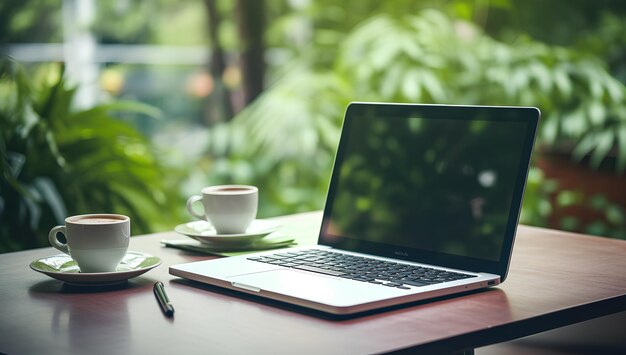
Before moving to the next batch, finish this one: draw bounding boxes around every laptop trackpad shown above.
[228,269,393,306]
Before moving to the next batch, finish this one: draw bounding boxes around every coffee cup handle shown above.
[48,225,69,254]
[186,195,206,220]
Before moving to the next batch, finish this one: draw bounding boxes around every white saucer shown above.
[174,219,280,246]
[30,251,161,286]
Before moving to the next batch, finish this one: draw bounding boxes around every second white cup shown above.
[186,185,258,234]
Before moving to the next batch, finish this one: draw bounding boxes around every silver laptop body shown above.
[171,102,540,315]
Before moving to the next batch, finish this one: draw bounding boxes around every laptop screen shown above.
[319,103,539,278]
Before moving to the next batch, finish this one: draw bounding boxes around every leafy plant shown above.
[333,11,626,171]
[199,61,351,216]
[202,9,626,240]
[0,59,184,252]
[519,167,558,227]
[583,194,626,238]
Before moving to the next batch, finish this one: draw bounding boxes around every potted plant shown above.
[0,59,184,252]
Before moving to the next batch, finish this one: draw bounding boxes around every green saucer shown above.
[30,251,161,286]
[174,219,280,246]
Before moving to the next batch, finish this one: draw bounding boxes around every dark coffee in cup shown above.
[71,215,127,225]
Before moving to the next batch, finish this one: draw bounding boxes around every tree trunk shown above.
[236,0,265,105]
[203,0,234,123]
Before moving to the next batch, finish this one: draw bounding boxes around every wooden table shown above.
[1,211,625,355]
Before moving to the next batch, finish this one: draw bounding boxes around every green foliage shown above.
[0,0,61,44]
[552,192,626,239]
[93,0,208,45]
[334,11,626,171]
[201,62,351,216]
[207,9,626,239]
[4,1,625,243]
[519,167,557,227]
[264,9,626,175]
[579,13,626,84]
[584,194,625,238]
[0,60,184,252]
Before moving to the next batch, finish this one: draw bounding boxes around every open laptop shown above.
[170,102,540,315]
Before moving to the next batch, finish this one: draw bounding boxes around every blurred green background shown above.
[1,0,625,252]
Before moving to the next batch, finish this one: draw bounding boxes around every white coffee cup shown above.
[48,214,130,273]
[186,185,258,234]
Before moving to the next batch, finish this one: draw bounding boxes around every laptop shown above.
[170,102,540,315]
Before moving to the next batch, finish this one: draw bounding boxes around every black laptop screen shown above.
[320,103,538,275]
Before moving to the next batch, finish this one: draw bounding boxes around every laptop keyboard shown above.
[246,249,477,290]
